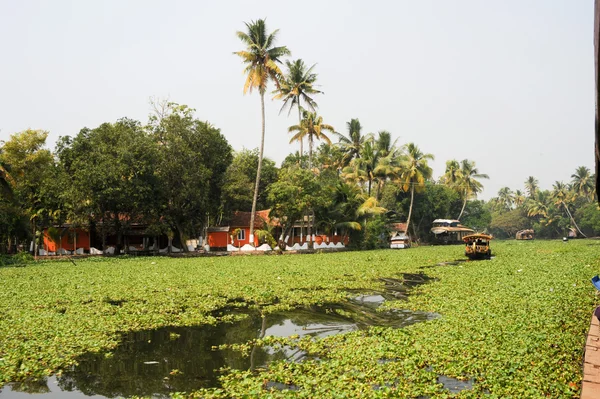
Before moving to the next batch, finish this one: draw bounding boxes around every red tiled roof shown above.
[230,210,278,229]
[389,223,407,233]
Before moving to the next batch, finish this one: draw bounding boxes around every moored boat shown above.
[430,219,474,244]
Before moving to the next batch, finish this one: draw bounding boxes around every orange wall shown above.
[208,231,229,248]
[232,228,259,247]
[43,228,90,251]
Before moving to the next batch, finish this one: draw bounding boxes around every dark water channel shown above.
[0,273,441,399]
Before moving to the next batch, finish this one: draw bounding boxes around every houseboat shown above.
[463,234,493,259]
[390,232,410,249]
[430,219,474,244]
[515,229,534,240]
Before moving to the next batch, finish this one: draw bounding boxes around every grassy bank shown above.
[0,240,598,398]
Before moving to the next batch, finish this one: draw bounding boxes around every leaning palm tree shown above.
[552,181,586,237]
[524,176,539,198]
[455,160,488,220]
[397,143,434,238]
[235,19,290,245]
[288,110,334,168]
[274,59,321,158]
[571,166,594,202]
[336,119,371,166]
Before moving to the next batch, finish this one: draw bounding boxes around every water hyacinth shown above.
[0,240,597,398]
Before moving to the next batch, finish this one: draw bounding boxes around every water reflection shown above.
[0,273,438,398]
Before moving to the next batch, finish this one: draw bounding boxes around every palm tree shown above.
[552,181,586,237]
[442,160,461,189]
[397,143,434,238]
[571,166,594,202]
[496,187,515,211]
[526,190,551,219]
[524,176,539,198]
[288,110,334,168]
[374,130,399,158]
[235,19,290,245]
[336,119,371,166]
[273,59,321,158]
[454,160,488,220]
[514,190,526,208]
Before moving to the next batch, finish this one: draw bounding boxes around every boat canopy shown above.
[463,234,493,243]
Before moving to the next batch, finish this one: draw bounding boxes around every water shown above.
[0,273,438,398]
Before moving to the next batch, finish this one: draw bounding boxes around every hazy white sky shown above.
[0,0,593,199]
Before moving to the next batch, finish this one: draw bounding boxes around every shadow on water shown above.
[0,273,438,398]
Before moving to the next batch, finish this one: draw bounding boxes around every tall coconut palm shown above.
[274,59,321,159]
[514,190,526,208]
[288,110,334,168]
[336,119,371,166]
[373,153,400,200]
[397,143,434,238]
[454,160,488,220]
[552,181,586,237]
[374,130,399,158]
[524,176,539,198]
[571,166,594,202]
[442,160,461,188]
[235,19,290,245]
[526,190,551,219]
[496,187,515,211]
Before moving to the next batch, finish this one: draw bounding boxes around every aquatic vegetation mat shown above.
[0,240,598,398]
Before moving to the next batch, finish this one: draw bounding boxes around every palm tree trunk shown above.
[563,202,587,238]
[457,190,468,220]
[249,91,266,247]
[309,134,313,169]
[298,105,303,162]
[405,185,415,239]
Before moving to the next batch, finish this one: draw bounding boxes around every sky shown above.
[0,0,594,200]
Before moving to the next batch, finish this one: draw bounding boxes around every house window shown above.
[237,229,245,241]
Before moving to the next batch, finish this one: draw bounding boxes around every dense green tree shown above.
[235,18,290,245]
[150,104,232,249]
[274,59,321,158]
[460,200,492,232]
[575,203,600,236]
[489,208,530,238]
[267,165,333,247]
[58,119,159,253]
[2,130,55,255]
[221,149,277,219]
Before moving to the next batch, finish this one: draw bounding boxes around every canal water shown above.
[0,273,448,398]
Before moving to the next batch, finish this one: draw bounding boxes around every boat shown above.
[430,219,474,244]
[390,232,410,249]
[463,234,493,259]
[515,229,534,240]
